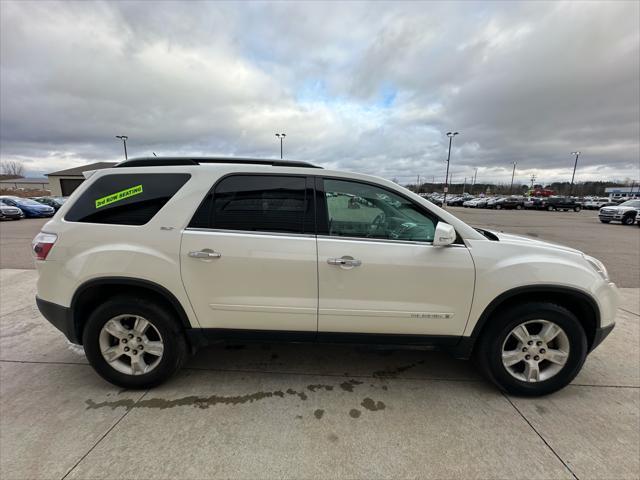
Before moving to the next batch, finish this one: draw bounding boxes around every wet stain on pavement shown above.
[86,377,387,421]
[361,397,386,411]
[535,405,548,415]
[339,379,363,392]
[307,384,334,392]
[328,433,339,442]
[86,388,312,410]
[373,360,424,378]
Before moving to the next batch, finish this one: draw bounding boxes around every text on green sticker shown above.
[95,184,143,209]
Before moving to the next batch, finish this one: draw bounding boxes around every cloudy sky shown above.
[1,1,638,185]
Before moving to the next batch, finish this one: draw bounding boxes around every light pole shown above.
[275,133,286,159]
[509,161,517,195]
[471,167,478,195]
[115,135,128,160]
[443,131,459,206]
[569,151,580,196]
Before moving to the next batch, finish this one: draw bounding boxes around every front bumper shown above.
[35,296,79,344]
[590,322,615,352]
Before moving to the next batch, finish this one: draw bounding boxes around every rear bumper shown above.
[590,322,615,352]
[35,296,79,344]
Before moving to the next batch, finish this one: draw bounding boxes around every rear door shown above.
[180,174,318,332]
[316,177,475,337]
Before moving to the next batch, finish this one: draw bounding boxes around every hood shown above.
[486,230,582,255]
[602,205,638,212]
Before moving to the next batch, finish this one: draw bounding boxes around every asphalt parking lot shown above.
[1,211,639,479]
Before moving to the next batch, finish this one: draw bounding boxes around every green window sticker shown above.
[95,184,143,209]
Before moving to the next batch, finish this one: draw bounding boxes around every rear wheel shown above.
[516,204,523,210]
[83,296,188,389]
[476,302,587,396]
[547,205,555,211]
[495,204,502,210]
[574,206,581,212]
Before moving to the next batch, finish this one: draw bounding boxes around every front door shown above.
[180,174,317,332]
[316,178,475,336]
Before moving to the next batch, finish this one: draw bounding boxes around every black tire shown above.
[516,204,523,210]
[600,219,610,223]
[83,296,188,389]
[495,204,502,210]
[622,214,635,225]
[574,206,581,212]
[547,205,555,211]
[475,302,588,396]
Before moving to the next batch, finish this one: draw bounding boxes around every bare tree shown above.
[0,160,25,177]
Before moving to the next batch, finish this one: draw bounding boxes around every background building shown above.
[604,186,640,200]
[47,162,116,196]
[0,177,49,191]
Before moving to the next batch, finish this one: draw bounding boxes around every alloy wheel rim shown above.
[99,314,164,376]
[501,319,570,383]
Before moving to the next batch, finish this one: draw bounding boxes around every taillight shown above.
[32,232,57,260]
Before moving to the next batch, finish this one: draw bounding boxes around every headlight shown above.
[583,254,609,281]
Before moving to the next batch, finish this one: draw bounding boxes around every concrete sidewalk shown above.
[1,269,638,479]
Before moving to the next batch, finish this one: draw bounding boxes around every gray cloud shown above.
[1,0,638,185]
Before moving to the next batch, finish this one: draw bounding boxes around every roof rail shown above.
[115,157,322,169]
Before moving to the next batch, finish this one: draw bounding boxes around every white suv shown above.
[33,157,618,396]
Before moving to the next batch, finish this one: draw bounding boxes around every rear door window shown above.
[65,173,190,225]
[189,174,312,234]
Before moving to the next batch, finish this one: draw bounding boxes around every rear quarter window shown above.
[65,173,190,225]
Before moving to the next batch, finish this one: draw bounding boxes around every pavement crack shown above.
[618,307,640,317]
[503,393,579,480]
[60,390,149,480]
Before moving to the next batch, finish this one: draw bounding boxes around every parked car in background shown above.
[445,195,470,207]
[524,197,543,209]
[33,196,67,211]
[485,197,502,208]
[463,197,488,208]
[583,197,610,210]
[494,196,525,210]
[0,196,55,218]
[0,199,24,220]
[540,196,581,212]
[598,200,640,225]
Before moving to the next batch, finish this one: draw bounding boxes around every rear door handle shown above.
[188,250,222,259]
[327,257,362,267]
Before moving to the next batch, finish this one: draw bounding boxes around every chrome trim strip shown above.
[184,228,466,246]
[185,227,315,239]
[316,235,466,247]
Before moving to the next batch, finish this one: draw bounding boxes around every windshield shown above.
[620,200,640,208]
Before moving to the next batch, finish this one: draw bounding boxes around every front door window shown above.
[323,178,436,242]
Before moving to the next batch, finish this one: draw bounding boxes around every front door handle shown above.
[327,256,362,267]
[188,250,222,259]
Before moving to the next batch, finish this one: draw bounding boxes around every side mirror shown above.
[433,222,456,246]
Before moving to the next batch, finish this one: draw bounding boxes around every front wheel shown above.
[547,205,555,211]
[622,214,635,225]
[83,296,188,389]
[475,302,587,396]
[516,204,523,210]
[574,206,581,212]
[600,219,610,223]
